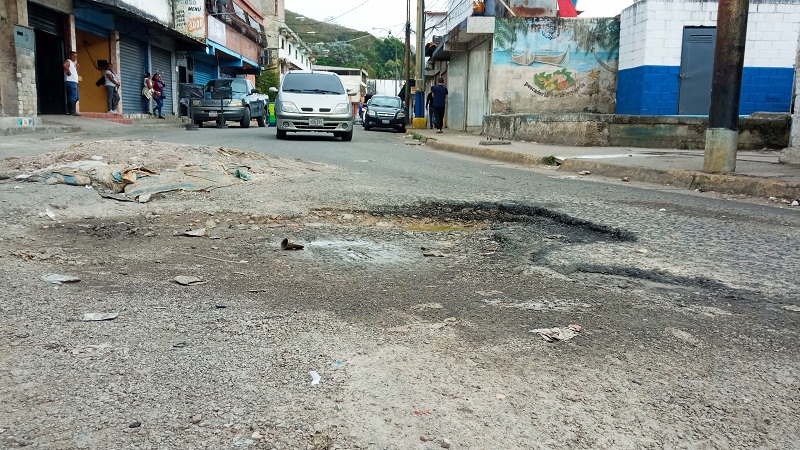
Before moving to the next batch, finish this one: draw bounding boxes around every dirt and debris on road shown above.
[1,140,798,449]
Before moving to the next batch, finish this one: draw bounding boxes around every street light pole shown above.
[372,28,400,97]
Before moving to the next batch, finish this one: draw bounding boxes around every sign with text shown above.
[174,0,205,39]
[207,16,226,46]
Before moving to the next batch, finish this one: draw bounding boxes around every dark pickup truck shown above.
[190,78,269,128]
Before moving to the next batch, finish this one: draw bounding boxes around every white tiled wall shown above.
[619,0,800,70]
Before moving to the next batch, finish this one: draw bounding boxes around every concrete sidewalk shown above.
[411,128,800,201]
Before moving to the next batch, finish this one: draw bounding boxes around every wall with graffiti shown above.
[491,17,620,115]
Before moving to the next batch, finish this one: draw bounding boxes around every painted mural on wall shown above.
[492,17,620,114]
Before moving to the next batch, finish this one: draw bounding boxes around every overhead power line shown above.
[327,0,376,23]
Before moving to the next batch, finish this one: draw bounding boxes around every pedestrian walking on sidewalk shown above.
[426,89,435,129]
[63,51,80,116]
[431,77,448,133]
[104,62,121,114]
[152,73,165,119]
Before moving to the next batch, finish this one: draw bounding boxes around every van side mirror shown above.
[250,88,258,94]
[268,87,278,93]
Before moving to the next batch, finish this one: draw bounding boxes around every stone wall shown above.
[1,0,24,116]
[0,0,73,118]
[15,46,36,116]
[483,113,790,150]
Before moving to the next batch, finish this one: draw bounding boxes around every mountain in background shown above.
[285,10,413,80]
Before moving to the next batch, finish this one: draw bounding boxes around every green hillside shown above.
[285,10,412,79]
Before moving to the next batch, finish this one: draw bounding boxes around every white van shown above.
[271,71,355,141]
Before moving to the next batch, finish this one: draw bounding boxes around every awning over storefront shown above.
[206,40,262,74]
[74,0,205,51]
[430,15,494,62]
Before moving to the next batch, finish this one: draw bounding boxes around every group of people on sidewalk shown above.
[425,77,448,133]
[142,72,166,119]
[62,51,165,118]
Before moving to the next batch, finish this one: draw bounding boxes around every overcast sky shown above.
[285,0,636,37]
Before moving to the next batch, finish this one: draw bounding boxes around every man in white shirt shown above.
[62,51,80,116]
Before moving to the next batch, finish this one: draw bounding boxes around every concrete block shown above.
[781,148,800,166]
[412,118,427,129]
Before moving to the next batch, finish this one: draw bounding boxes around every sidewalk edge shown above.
[416,134,800,200]
[419,135,547,166]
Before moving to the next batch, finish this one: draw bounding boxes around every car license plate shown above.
[209,111,218,118]
[381,120,390,124]
[309,118,324,127]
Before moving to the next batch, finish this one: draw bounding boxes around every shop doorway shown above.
[34,30,66,114]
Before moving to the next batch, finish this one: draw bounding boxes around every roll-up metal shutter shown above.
[193,61,216,86]
[28,3,64,36]
[151,47,174,115]
[119,38,146,114]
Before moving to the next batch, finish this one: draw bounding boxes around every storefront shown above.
[119,37,147,113]
[28,2,67,115]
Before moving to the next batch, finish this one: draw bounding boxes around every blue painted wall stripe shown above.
[617,65,795,115]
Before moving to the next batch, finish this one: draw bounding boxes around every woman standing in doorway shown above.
[142,72,154,115]
[152,73,165,119]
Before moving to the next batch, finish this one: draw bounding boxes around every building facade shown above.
[192,0,266,86]
[428,0,618,132]
[617,0,800,116]
[257,0,313,74]
[0,0,268,124]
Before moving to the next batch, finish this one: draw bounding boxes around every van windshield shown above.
[283,74,345,94]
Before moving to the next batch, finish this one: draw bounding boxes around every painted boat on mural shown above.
[511,47,569,67]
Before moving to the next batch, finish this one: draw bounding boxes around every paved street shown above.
[0,121,798,449]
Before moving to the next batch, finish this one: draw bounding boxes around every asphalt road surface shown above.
[1,122,798,449]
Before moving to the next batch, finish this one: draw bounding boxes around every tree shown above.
[372,36,408,80]
[310,41,370,69]
[256,69,280,101]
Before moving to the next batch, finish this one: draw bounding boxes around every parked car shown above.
[363,95,406,133]
[190,78,268,128]
[271,70,355,141]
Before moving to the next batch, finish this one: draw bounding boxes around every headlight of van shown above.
[229,99,243,107]
[367,110,377,117]
[333,103,350,114]
[396,111,406,118]
[281,102,299,113]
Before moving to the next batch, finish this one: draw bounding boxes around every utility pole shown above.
[405,0,411,125]
[415,0,425,123]
[704,0,750,174]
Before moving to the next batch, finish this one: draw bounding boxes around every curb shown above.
[559,159,800,199]
[416,134,547,167]
[0,126,81,136]
[413,133,800,200]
